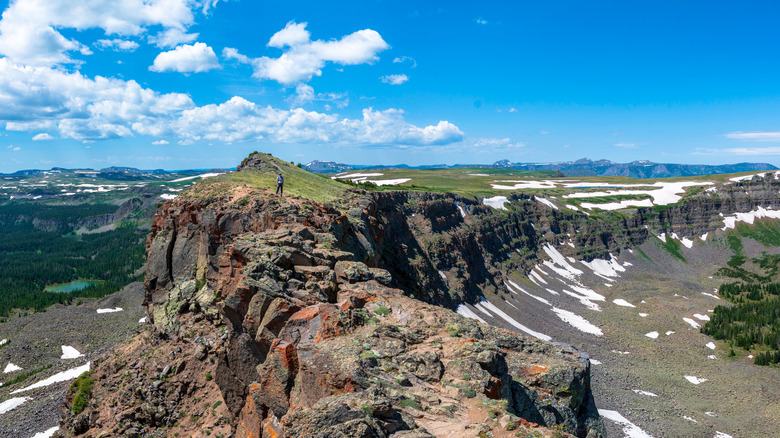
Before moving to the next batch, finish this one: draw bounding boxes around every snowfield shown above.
[60,345,83,359]
[684,375,709,385]
[598,409,654,438]
[0,396,31,415]
[482,196,509,210]
[11,362,90,394]
[552,308,603,336]
[96,307,123,314]
[721,206,780,230]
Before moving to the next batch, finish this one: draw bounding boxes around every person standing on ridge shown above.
[276,172,284,196]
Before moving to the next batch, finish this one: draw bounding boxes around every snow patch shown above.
[474,303,493,317]
[169,172,221,183]
[666,331,675,336]
[552,308,603,336]
[639,313,649,317]
[581,254,625,278]
[645,331,659,339]
[632,389,658,397]
[479,300,552,341]
[598,409,654,438]
[708,355,717,359]
[368,178,411,186]
[482,196,509,210]
[705,412,717,417]
[706,342,716,350]
[683,415,698,423]
[60,346,83,359]
[693,314,710,321]
[613,299,635,308]
[96,307,123,314]
[580,199,654,210]
[11,362,91,394]
[160,193,177,200]
[31,427,59,438]
[0,339,6,346]
[4,363,22,373]
[456,205,466,218]
[683,318,701,329]
[700,232,708,241]
[0,397,31,415]
[456,304,487,324]
[713,432,734,438]
[680,237,694,248]
[721,206,780,230]
[612,350,630,355]
[684,375,708,385]
[566,204,579,211]
[590,359,602,365]
[506,281,551,306]
[528,270,547,285]
[701,292,721,300]
[438,270,447,280]
[535,197,559,210]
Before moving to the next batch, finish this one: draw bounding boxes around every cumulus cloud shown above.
[152,140,169,145]
[0,0,208,66]
[381,74,408,85]
[0,58,462,146]
[224,21,389,84]
[95,38,140,51]
[148,28,199,48]
[724,131,780,142]
[289,84,349,108]
[32,133,55,141]
[392,56,417,68]
[150,42,220,73]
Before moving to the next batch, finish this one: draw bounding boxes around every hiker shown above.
[276,172,284,195]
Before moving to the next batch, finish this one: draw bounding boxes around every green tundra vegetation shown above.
[0,202,146,317]
[703,227,780,366]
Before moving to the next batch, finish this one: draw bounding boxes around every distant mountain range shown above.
[306,158,777,178]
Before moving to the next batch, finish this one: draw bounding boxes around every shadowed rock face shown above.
[55,182,606,438]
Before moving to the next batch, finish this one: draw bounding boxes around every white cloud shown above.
[473,137,526,149]
[148,28,199,48]
[0,0,207,66]
[151,140,169,145]
[508,107,517,112]
[32,133,54,141]
[289,84,348,108]
[224,21,389,84]
[95,39,139,51]
[132,97,463,146]
[0,57,194,141]
[615,142,636,148]
[724,131,780,142]
[381,74,408,85]
[719,147,780,156]
[7,145,20,151]
[150,42,220,73]
[392,56,417,68]
[268,21,310,48]
[476,18,488,25]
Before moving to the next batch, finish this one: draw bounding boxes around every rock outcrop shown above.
[55,175,605,437]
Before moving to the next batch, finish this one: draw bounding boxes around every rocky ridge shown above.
[54,163,605,437]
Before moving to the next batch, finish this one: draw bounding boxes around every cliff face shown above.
[55,181,605,438]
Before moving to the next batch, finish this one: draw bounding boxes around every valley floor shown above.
[458,234,780,437]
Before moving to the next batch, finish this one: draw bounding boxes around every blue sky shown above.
[2,0,780,172]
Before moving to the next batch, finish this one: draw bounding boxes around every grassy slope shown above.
[184,153,350,204]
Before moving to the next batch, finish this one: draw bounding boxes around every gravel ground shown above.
[0,282,145,438]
